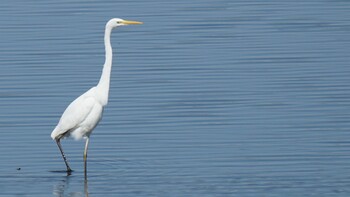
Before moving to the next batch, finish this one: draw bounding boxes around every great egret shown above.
[51,18,142,175]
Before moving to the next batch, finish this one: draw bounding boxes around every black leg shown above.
[56,139,72,174]
[84,138,90,178]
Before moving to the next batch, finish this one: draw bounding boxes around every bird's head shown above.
[106,18,143,29]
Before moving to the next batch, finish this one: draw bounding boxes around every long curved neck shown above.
[97,26,113,106]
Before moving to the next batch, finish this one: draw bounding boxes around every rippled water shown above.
[1,0,350,196]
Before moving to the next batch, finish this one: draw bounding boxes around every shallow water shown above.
[1,0,350,196]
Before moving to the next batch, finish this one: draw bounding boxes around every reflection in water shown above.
[84,179,89,197]
[53,175,89,197]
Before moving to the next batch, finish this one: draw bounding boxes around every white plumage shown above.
[51,87,103,140]
[50,18,142,175]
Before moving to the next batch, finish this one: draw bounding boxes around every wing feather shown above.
[51,87,97,139]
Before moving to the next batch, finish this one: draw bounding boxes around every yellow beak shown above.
[122,20,143,25]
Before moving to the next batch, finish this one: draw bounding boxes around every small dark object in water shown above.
[17,168,21,171]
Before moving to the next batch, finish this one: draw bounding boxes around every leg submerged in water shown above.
[56,139,72,173]
[84,138,90,178]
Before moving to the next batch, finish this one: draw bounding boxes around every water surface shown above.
[1,0,350,196]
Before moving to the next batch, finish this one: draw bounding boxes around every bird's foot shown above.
[66,168,73,175]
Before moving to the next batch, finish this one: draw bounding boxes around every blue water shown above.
[1,0,350,196]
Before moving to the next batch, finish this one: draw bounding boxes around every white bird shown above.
[51,18,142,175]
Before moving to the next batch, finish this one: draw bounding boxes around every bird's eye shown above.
[117,21,121,24]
